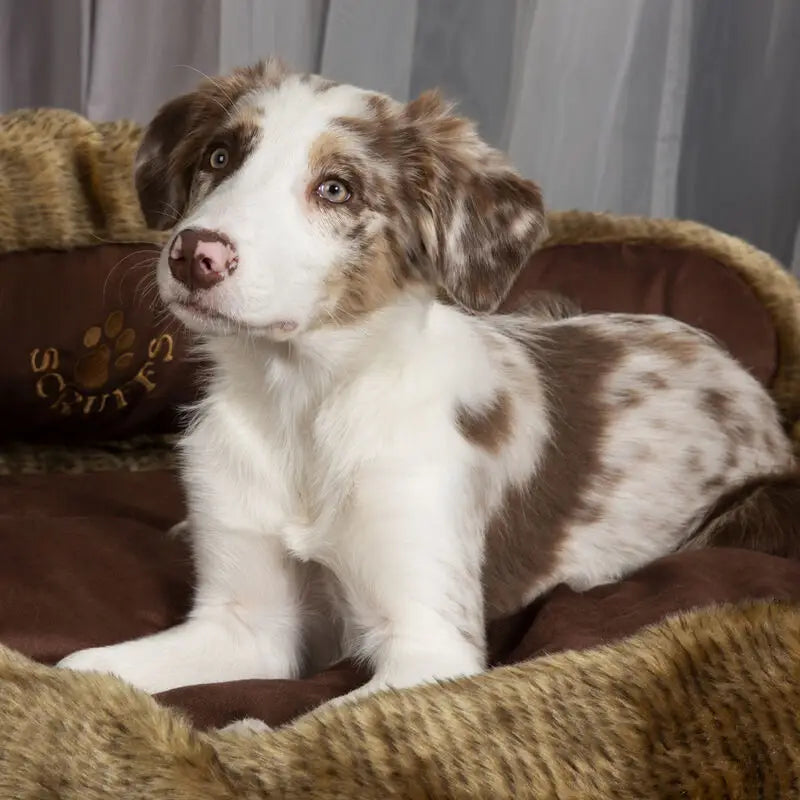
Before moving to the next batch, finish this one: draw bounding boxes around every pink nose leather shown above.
[168,229,238,290]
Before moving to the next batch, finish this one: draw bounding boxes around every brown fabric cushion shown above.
[0,244,199,442]
[1,239,777,443]
[2,466,799,730]
[0,470,190,661]
[504,242,778,386]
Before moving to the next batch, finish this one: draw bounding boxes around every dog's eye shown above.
[209,147,229,169]
[316,179,351,204]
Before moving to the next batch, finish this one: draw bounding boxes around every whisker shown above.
[87,231,164,248]
[175,64,234,106]
[132,268,161,307]
[153,201,183,224]
[102,250,161,304]
[153,306,173,327]
[174,64,234,119]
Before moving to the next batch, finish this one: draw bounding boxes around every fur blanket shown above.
[2,602,799,799]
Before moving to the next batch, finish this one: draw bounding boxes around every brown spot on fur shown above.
[309,130,350,170]
[617,388,644,408]
[194,119,261,197]
[724,446,740,471]
[760,430,785,455]
[300,73,338,93]
[640,371,668,390]
[306,130,370,217]
[456,392,512,454]
[435,286,457,307]
[310,88,545,325]
[603,466,627,484]
[366,93,394,119]
[320,234,418,325]
[572,497,605,524]
[700,388,732,420]
[686,446,703,473]
[701,475,727,494]
[306,117,427,328]
[335,111,398,166]
[659,335,700,363]
[333,89,547,314]
[740,425,756,447]
[135,59,285,229]
[483,324,626,618]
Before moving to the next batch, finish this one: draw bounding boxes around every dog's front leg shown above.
[331,475,486,705]
[58,527,306,694]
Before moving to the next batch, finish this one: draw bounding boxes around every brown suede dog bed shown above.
[2,109,800,797]
[3,480,800,732]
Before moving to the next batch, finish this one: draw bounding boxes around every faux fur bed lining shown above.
[2,602,799,798]
[0,434,177,475]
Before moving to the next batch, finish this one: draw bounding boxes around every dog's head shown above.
[136,59,546,339]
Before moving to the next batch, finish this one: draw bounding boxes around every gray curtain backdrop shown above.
[1,0,798,272]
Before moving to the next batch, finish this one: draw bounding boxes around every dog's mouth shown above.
[171,298,233,324]
[169,299,298,338]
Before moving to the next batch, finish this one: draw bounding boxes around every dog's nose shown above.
[168,229,238,290]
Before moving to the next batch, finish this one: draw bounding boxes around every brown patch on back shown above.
[483,324,626,618]
[699,388,732,420]
[658,334,701,363]
[616,388,644,408]
[698,385,778,477]
[456,392,512,454]
[640,371,668,391]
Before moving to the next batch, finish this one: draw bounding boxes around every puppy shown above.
[59,60,795,702]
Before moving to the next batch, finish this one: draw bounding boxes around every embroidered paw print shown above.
[74,310,136,391]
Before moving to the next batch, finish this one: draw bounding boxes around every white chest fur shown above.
[181,301,495,572]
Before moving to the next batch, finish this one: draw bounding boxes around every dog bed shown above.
[2,109,800,797]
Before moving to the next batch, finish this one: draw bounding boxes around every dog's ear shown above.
[405,91,547,313]
[134,58,288,230]
[134,92,199,230]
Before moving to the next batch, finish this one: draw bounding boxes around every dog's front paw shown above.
[217,717,272,735]
[58,647,133,682]
[56,643,172,693]
[326,678,393,709]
